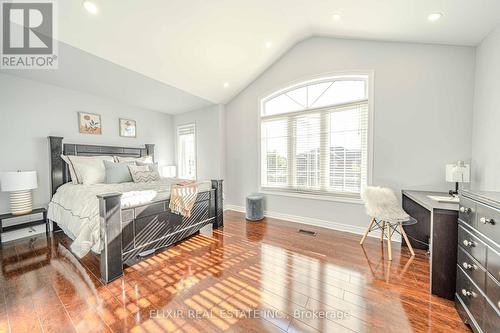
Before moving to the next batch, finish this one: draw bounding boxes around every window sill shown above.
[259,189,364,204]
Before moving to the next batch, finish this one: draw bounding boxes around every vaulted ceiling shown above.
[56,0,500,104]
[49,0,500,105]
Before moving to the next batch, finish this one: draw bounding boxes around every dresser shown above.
[456,190,500,333]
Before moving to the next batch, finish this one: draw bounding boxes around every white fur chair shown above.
[360,186,415,260]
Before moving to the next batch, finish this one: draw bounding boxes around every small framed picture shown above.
[119,118,136,137]
[78,112,102,135]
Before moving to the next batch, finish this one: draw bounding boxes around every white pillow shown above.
[67,155,114,185]
[115,156,153,164]
[128,164,160,183]
[60,154,78,184]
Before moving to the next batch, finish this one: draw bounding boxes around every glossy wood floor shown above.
[0,210,471,333]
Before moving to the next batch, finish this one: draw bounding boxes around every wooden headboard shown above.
[48,136,155,195]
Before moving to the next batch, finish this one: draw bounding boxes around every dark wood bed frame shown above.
[48,136,223,283]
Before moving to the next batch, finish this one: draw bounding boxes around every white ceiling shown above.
[53,0,500,104]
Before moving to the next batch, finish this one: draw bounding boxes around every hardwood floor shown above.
[0,210,470,333]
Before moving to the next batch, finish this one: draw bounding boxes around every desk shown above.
[402,190,459,299]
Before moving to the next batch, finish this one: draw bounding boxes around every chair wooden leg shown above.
[387,223,393,261]
[380,220,385,242]
[360,218,375,245]
[399,223,415,257]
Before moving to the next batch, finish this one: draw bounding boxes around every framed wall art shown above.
[119,118,136,138]
[78,112,102,135]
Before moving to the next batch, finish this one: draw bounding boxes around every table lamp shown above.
[445,161,470,196]
[0,171,38,215]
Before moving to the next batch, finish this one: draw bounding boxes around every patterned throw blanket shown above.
[169,180,199,217]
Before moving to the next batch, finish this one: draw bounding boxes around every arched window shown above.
[260,74,371,199]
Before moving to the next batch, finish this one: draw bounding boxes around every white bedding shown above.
[47,178,211,257]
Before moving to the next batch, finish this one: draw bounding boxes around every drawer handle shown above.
[461,289,473,297]
[462,239,475,247]
[479,217,496,225]
[460,206,472,214]
[462,262,477,271]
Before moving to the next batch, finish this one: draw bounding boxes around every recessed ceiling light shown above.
[265,41,273,49]
[332,13,341,21]
[82,1,98,15]
[223,82,229,88]
[427,12,443,22]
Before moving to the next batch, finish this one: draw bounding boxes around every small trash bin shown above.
[246,193,264,221]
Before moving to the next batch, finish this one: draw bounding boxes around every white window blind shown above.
[177,123,196,180]
[260,76,370,198]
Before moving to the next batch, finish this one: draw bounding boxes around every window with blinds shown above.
[177,123,196,180]
[260,75,370,198]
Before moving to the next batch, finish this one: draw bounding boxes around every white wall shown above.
[471,24,500,191]
[173,104,225,181]
[0,73,175,214]
[225,37,475,228]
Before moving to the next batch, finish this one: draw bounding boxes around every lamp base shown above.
[448,182,459,196]
[10,190,33,215]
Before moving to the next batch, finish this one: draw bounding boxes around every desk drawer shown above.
[476,203,500,243]
[459,224,487,267]
[487,247,500,282]
[457,266,485,329]
[458,247,486,290]
[459,196,476,226]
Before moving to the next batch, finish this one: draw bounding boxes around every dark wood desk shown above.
[402,190,459,300]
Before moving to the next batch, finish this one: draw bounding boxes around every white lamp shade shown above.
[161,165,177,178]
[445,162,470,183]
[0,171,38,192]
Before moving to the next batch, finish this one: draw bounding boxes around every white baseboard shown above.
[224,204,401,242]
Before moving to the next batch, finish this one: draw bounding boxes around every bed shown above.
[47,136,223,283]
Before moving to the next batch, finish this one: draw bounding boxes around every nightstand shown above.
[0,208,49,243]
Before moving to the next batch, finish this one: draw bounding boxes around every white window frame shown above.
[257,71,374,204]
[176,122,197,180]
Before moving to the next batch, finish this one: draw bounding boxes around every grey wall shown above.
[0,73,175,214]
[471,24,500,191]
[173,104,225,181]
[2,42,213,114]
[0,35,481,233]
[225,37,475,227]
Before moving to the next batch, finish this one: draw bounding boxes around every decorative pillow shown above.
[136,161,159,174]
[103,161,134,184]
[67,155,114,185]
[128,164,160,183]
[115,156,153,164]
[60,154,78,184]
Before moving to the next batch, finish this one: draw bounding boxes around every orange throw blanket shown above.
[169,180,199,217]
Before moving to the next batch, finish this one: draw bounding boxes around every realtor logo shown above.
[1,0,58,69]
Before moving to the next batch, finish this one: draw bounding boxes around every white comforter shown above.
[48,178,211,257]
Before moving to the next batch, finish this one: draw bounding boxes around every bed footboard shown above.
[98,180,224,283]
[211,179,224,228]
[97,192,123,283]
